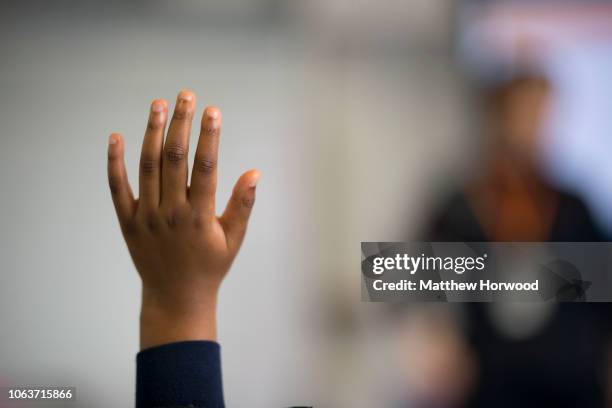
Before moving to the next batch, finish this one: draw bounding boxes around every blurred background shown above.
[1,0,612,407]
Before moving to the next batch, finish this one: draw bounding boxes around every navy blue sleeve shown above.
[136,341,225,408]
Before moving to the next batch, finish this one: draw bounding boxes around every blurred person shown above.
[108,90,259,408]
[419,73,612,407]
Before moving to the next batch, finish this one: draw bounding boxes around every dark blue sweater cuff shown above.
[136,340,225,408]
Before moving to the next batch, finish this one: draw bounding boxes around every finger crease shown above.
[195,158,217,174]
[140,159,158,175]
[241,198,255,209]
[165,144,186,163]
[204,127,219,136]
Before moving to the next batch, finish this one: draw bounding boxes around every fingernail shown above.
[206,107,219,120]
[248,172,261,188]
[151,101,165,113]
[178,91,194,102]
[108,134,118,145]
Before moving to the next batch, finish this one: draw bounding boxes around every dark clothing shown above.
[136,341,224,408]
[425,190,612,408]
[427,189,606,243]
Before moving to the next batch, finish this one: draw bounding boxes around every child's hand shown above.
[107,90,259,349]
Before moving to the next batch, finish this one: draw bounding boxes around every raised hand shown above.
[108,90,259,349]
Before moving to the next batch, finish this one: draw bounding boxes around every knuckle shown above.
[144,212,160,232]
[121,218,139,237]
[172,109,192,121]
[140,158,158,176]
[194,157,217,175]
[164,208,182,229]
[241,197,255,209]
[164,144,186,163]
[191,210,206,230]
[203,126,219,137]
[140,209,161,232]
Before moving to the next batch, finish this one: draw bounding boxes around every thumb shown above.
[220,169,260,252]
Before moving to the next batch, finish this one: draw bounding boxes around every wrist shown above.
[139,285,219,349]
